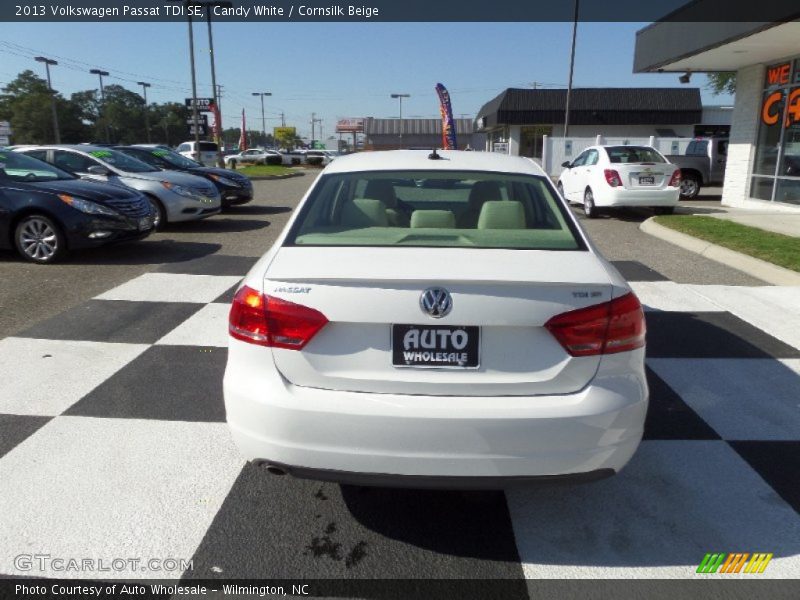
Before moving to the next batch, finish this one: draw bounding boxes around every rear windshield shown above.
[0,150,75,182]
[686,141,709,156]
[198,142,218,152]
[286,170,583,250]
[604,146,665,164]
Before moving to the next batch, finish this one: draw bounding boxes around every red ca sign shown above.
[762,88,800,127]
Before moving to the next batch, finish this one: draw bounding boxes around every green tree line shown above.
[0,70,192,146]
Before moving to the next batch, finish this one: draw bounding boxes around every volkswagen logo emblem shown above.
[420,287,452,318]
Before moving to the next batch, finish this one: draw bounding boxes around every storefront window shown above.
[751,58,800,205]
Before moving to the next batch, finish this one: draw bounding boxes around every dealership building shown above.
[474,87,706,158]
[634,16,800,209]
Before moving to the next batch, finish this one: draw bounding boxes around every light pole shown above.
[199,0,231,166]
[390,93,410,149]
[35,56,60,144]
[563,0,579,140]
[90,68,110,143]
[137,81,151,143]
[252,92,272,146]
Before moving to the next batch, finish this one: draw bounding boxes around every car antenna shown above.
[428,148,443,160]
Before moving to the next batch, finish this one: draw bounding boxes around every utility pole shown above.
[310,113,322,148]
[280,112,285,127]
[563,0,579,140]
[390,93,410,149]
[252,92,272,146]
[202,1,230,166]
[90,68,110,143]
[35,56,60,144]
[137,81,151,143]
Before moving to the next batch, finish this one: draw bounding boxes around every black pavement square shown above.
[213,283,240,304]
[0,414,51,459]
[185,463,526,587]
[611,261,668,282]
[730,441,800,516]
[16,300,202,345]
[645,312,800,359]
[65,345,227,422]
[157,254,259,277]
[643,367,720,440]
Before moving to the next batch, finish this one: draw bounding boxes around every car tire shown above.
[655,207,675,215]
[147,196,166,230]
[583,188,599,218]
[229,159,237,170]
[14,214,66,264]
[679,174,700,199]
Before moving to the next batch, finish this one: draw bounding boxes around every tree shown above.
[0,70,86,143]
[706,73,736,96]
[149,102,189,146]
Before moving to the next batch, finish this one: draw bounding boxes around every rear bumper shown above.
[224,341,648,487]
[595,187,680,207]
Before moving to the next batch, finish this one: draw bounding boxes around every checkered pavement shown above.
[1,255,799,587]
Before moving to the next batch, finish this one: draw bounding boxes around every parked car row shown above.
[1,143,253,263]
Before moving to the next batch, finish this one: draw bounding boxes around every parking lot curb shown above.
[640,217,800,285]
[244,172,306,181]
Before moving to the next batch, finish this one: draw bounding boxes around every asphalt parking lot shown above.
[1,176,799,593]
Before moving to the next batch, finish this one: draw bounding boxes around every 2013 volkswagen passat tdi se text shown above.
[224,150,648,488]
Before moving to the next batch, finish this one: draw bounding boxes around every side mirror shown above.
[561,161,571,168]
[87,165,111,176]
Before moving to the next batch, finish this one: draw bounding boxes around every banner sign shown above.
[335,118,364,133]
[238,109,247,151]
[435,83,457,150]
[273,126,297,137]
[185,97,214,112]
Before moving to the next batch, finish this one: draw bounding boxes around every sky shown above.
[0,21,734,140]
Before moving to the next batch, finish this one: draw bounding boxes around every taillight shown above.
[229,285,328,349]
[544,293,645,357]
[604,169,622,187]
[668,169,682,187]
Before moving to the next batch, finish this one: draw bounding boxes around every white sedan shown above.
[224,148,281,168]
[557,145,681,218]
[224,150,648,488]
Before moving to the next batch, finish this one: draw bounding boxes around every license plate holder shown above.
[391,324,480,369]
[639,176,655,185]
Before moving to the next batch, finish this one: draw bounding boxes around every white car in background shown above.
[557,145,681,218]
[224,148,282,168]
[224,150,648,489]
[176,140,220,167]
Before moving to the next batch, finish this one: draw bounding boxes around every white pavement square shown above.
[0,338,148,416]
[95,273,241,304]
[628,281,724,313]
[506,441,800,579]
[648,358,800,441]
[155,303,230,348]
[687,285,800,351]
[0,416,245,579]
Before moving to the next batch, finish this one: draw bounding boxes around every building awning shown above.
[634,5,800,73]
[474,88,702,130]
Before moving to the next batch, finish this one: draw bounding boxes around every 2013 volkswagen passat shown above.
[224,150,648,488]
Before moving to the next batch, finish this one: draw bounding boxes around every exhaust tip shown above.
[256,462,287,476]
